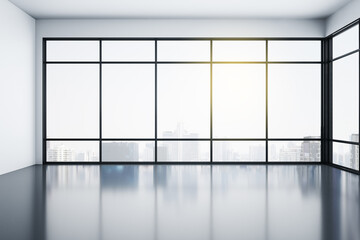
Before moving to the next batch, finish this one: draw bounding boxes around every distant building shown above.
[102,142,139,161]
[160,123,200,161]
[350,134,359,169]
[279,143,301,161]
[300,137,321,161]
[47,143,73,161]
[249,145,265,161]
[157,146,168,161]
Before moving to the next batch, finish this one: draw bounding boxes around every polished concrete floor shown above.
[0,165,359,240]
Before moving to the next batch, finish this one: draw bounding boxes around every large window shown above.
[44,38,321,163]
[332,23,360,171]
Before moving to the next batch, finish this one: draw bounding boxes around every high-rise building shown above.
[102,142,139,161]
[47,143,73,162]
[350,134,359,169]
[300,137,321,161]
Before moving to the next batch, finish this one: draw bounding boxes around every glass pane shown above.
[47,41,99,62]
[213,40,266,61]
[102,41,155,61]
[102,141,154,162]
[268,64,321,138]
[157,41,210,61]
[269,141,321,162]
[268,41,321,61]
[102,64,154,138]
[333,142,359,170]
[333,53,359,141]
[157,141,210,162]
[47,141,99,162]
[47,64,99,138]
[213,64,265,138]
[213,141,265,162]
[158,64,210,138]
[333,24,359,59]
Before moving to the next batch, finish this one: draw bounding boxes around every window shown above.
[213,40,265,61]
[102,41,155,61]
[157,64,210,138]
[102,64,155,138]
[213,141,266,162]
[333,53,359,142]
[269,140,320,162]
[266,40,321,163]
[333,24,359,59]
[47,64,99,138]
[102,141,154,162]
[157,141,210,162]
[268,41,321,62]
[157,41,210,62]
[47,141,99,162]
[47,41,99,62]
[331,23,360,171]
[268,64,321,138]
[333,142,359,170]
[44,38,322,163]
[213,64,266,138]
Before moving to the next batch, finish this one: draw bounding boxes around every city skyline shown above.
[47,124,323,162]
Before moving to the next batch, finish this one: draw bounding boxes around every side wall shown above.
[35,18,325,164]
[0,1,35,175]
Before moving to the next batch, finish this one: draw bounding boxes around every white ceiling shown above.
[9,0,353,19]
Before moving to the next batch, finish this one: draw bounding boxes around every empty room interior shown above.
[1,0,360,239]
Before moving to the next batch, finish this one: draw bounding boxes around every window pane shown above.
[333,53,359,141]
[102,141,154,162]
[268,64,321,138]
[333,24,359,59]
[213,141,265,162]
[102,41,155,61]
[269,141,321,162]
[47,141,99,162]
[102,64,154,138]
[268,41,321,61]
[158,64,210,138]
[157,41,210,61]
[333,142,359,170]
[157,141,210,162]
[213,40,266,61]
[47,41,99,62]
[47,64,99,138]
[213,64,265,138]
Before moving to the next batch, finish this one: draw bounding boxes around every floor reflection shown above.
[0,165,359,240]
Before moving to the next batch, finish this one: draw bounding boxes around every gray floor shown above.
[0,165,359,240]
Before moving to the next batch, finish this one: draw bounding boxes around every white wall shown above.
[0,1,35,175]
[326,0,360,35]
[35,18,325,164]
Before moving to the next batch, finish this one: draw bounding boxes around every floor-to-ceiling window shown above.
[44,38,322,163]
[332,23,360,171]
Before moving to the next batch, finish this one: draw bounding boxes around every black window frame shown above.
[325,19,360,174]
[44,34,360,171]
